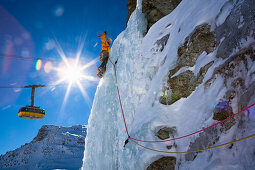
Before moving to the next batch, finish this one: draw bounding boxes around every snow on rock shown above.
[0,125,86,169]
[83,0,255,169]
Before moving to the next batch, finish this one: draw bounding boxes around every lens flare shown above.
[35,59,42,71]
[54,5,64,17]
[44,61,52,73]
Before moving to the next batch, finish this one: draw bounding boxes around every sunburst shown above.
[52,39,98,110]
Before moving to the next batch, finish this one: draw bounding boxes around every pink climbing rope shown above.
[109,58,130,137]
[108,57,255,143]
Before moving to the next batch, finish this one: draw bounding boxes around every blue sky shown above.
[0,0,128,155]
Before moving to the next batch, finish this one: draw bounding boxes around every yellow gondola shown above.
[18,106,45,120]
[18,85,46,120]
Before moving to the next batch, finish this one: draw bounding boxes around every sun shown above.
[57,58,83,83]
[52,39,98,109]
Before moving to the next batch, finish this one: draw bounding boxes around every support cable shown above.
[0,53,58,61]
[0,84,63,89]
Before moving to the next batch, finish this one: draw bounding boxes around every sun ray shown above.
[61,81,73,111]
[75,40,85,67]
[76,81,92,108]
[53,78,67,86]
[80,57,98,71]
[54,39,70,68]
[51,67,66,73]
[81,75,98,82]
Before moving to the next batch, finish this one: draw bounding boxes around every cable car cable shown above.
[0,83,64,89]
[0,53,58,62]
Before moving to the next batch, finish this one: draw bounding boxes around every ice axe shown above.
[98,31,107,37]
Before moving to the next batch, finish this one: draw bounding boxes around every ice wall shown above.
[83,0,255,169]
[82,0,148,169]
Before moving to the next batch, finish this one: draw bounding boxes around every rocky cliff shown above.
[142,0,182,30]
[83,0,255,169]
[0,125,86,169]
[127,0,182,30]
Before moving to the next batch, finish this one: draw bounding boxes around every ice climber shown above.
[97,31,112,78]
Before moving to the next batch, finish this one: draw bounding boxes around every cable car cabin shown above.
[18,106,45,120]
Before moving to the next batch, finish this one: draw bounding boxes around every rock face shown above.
[206,46,255,103]
[176,25,216,70]
[212,101,233,121]
[83,0,255,169]
[215,0,255,59]
[154,34,170,52]
[147,157,176,170]
[154,0,255,169]
[0,125,86,170]
[156,126,176,140]
[185,126,219,161]
[157,0,255,168]
[142,0,182,30]
[160,24,216,105]
[127,0,182,29]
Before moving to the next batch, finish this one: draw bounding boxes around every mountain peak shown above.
[0,125,86,169]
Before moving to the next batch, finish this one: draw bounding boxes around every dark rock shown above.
[215,0,255,59]
[166,145,172,150]
[169,70,195,100]
[175,24,216,75]
[156,127,176,140]
[228,143,234,149]
[213,101,233,121]
[231,77,245,89]
[195,61,214,87]
[77,137,85,145]
[160,24,215,105]
[220,118,236,132]
[146,157,176,170]
[213,110,232,121]
[212,100,236,132]
[204,46,255,118]
[206,46,254,88]
[142,0,182,31]
[151,34,170,56]
[33,127,48,141]
[185,126,218,161]
[164,61,213,105]
[238,80,255,111]
[155,34,170,52]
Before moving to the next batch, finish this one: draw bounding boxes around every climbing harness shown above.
[108,56,255,153]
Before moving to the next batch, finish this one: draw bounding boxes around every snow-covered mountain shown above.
[0,125,86,170]
[83,0,255,169]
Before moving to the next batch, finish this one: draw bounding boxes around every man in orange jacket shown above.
[97,31,112,78]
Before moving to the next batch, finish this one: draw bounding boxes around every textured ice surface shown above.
[83,0,255,169]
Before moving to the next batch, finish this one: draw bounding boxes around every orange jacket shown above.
[100,32,110,53]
